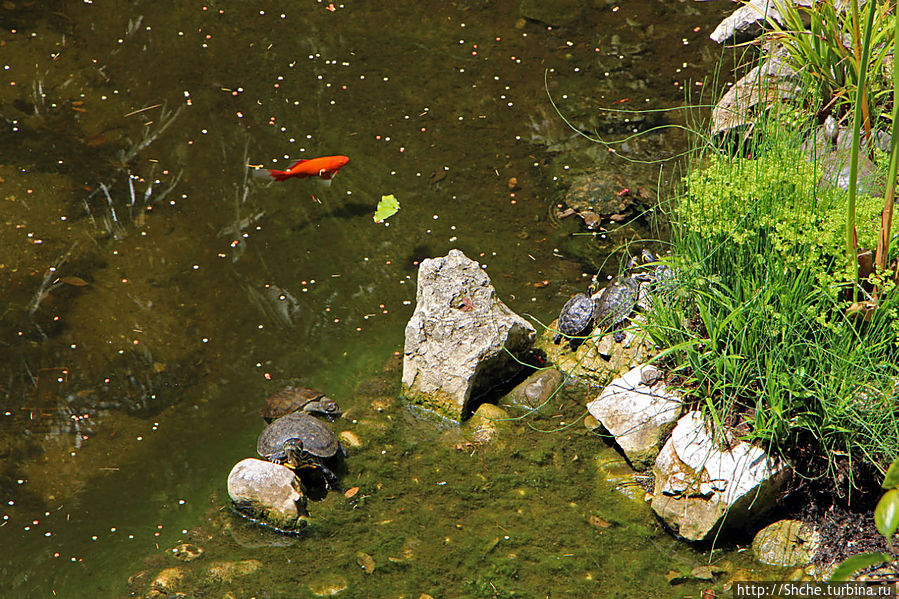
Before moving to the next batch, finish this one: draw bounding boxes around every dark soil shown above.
[783,453,897,575]
[802,499,893,572]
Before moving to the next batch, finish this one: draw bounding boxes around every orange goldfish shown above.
[255,155,349,182]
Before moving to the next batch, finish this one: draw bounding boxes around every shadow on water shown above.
[0,0,775,596]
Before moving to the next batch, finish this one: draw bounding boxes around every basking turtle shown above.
[257,412,345,491]
[261,386,341,422]
[552,293,597,349]
[640,249,677,294]
[593,276,641,342]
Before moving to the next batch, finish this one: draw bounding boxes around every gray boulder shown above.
[586,364,682,471]
[227,458,308,532]
[519,0,582,27]
[402,249,536,421]
[650,411,789,542]
[711,0,786,44]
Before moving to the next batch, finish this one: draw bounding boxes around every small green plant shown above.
[829,457,899,580]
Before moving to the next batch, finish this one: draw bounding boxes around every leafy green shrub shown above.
[680,140,884,286]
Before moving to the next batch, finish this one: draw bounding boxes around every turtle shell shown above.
[261,386,341,421]
[557,293,597,336]
[257,412,341,462]
[594,277,640,329]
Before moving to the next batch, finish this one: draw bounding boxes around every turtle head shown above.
[624,254,641,273]
[282,439,306,469]
[586,273,601,296]
[302,396,342,421]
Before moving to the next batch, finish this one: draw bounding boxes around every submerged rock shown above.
[594,449,652,503]
[587,364,682,471]
[651,411,789,542]
[309,574,349,596]
[466,403,510,445]
[170,543,204,562]
[519,0,582,27]
[502,368,564,412]
[148,566,187,596]
[222,517,299,549]
[205,559,263,583]
[338,430,363,449]
[227,458,308,532]
[562,170,640,229]
[402,249,536,420]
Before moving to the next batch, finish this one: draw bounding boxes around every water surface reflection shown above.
[0,1,750,596]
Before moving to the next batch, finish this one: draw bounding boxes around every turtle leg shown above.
[318,464,342,492]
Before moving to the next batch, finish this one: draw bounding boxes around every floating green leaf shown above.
[374,194,400,223]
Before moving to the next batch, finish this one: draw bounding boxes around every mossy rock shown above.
[752,520,820,567]
[466,404,510,444]
[501,368,564,413]
[536,316,656,385]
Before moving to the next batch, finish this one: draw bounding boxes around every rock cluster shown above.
[403,248,791,547]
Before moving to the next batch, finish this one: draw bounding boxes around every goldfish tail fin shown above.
[252,168,290,182]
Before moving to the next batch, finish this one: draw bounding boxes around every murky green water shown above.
[0,1,774,597]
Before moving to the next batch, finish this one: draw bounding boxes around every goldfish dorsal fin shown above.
[289,158,308,168]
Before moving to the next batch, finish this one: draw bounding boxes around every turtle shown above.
[261,386,341,422]
[592,276,641,342]
[552,292,598,349]
[256,412,345,491]
[640,249,678,295]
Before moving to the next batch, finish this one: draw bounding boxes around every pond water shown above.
[0,1,777,597]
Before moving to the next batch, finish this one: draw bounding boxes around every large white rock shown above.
[402,249,536,420]
[227,458,308,532]
[651,411,789,541]
[586,364,682,470]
